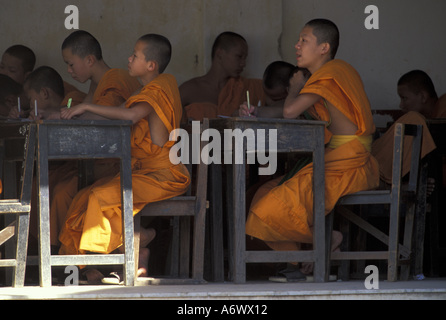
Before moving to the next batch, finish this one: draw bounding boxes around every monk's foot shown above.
[331,230,343,252]
[82,268,104,285]
[137,247,150,277]
[140,228,156,248]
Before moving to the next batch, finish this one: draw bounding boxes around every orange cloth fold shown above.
[246,59,379,243]
[372,111,436,184]
[93,69,142,106]
[184,77,266,121]
[59,74,190,255]
[62,81,86,107]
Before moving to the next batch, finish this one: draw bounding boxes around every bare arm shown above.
[60,101,152,124]
[283,71,320,119]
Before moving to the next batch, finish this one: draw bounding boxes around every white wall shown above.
[281,0,446,110]
[1,0,445,112]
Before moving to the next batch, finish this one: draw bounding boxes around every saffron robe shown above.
[372,111,436,184]
[246,59,380,243]
[49,69,141,246]
[59,73,190,254]
[184,77,266,121]
[62,81,86,107]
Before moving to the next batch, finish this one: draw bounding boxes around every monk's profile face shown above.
[62,48,91,84]
[398,84,425,114]
[216,40,248,78]
[128,41,150,78]
[0,53,28,84]
[295,26,327,73]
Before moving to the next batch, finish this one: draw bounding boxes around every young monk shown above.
[24,66,80,119]
[262,61,311,108]
[48,30,142,249]
[372,70,440,191]
[61,30,141,109]
[397,70,446,119]
[58,34,190,284]
[179,31,266,123]
[0,45,35,85]
[239,19,380,281]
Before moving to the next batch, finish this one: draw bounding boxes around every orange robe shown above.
[246,59,379,244]
[49,69,141,246]
[62,81,86,107]
[59,73,190,255]
[372,111,436,184]
[184,77,266,121]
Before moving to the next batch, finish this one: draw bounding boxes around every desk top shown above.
[209,116,327,126]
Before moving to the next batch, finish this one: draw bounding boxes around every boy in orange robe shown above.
[180,32,265,123]
[239,19,380,281]
[48,31,142,247]
[58,34,190,283]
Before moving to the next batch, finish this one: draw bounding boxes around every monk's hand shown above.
[7,105,24,119]
[289,70,306,94]
[239,102,257,118]
[61,103,87,119]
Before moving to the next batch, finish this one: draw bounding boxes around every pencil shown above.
[67,98,73,109]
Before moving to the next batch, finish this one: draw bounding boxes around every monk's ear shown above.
[40,87,50,100]
[420,90,429,104]
[85,54,96,67]
[147,60,157,72]
[320,42,331,56]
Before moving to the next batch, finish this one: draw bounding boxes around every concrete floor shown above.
[1,277,445,300]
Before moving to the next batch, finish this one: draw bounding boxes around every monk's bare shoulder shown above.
[179,76,218,106]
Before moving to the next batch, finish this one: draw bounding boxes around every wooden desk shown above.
[35,120,134,287]
[209,117,327,283]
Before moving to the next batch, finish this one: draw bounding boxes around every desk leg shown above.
[209,164,225,282]
[233,162,246,284]
[37,125,52,287]
[120,129,135,286]
[312,142,326,283]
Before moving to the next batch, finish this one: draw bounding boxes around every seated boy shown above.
[179,31,266,123]
[372,70,439,191]
[48,30,143,249]
[240,19,379,281]
[58,34,190,284]
[262,61,310,108]
[24,66,79,119]
[0,45,35,85]
[397,70,446,119]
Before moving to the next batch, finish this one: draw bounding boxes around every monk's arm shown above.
[61,102,152,124]
[283,92,320,119]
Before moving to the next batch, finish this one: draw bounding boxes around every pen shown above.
[18,97,21,114]
[35,100,38,116]
[246,91,251,117]
[67,98,73,109]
